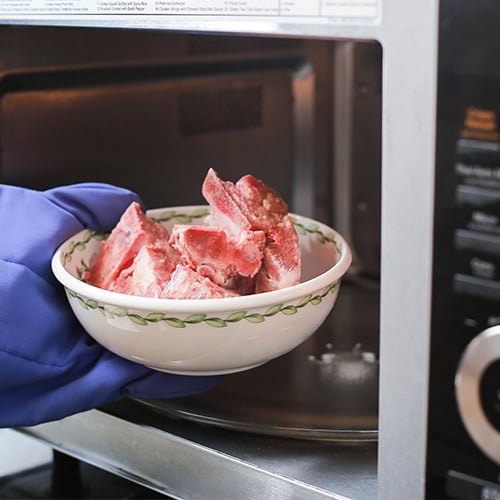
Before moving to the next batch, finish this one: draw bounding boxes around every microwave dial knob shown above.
[455,324,500,465]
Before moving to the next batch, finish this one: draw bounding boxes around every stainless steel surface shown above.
[1,17,381,43]
[332,41,382,277]
[19,405,377,500]
[376,3,438,498]
[133,282,379,443]
[291,61,316,218]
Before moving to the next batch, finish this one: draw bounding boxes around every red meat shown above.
[161,265,240,299]
[236,173,289,226]
[85,202,175,290]
[86,169,301,299]
[110,244,179,298]
[169,224,265,286]
[202,168,301,292]
[201,168,254,235]
[255,216,301,293]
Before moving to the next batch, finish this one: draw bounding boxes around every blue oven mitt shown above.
[0,183,220,428]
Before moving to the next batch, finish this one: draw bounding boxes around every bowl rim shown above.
[51,206,352,313]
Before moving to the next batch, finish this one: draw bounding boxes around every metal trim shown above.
[455,325,500,465]
[18,410,350,500]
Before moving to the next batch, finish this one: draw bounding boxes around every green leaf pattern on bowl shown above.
[293,220,342,254]
[65,280,339,328]
[62,210,343,328]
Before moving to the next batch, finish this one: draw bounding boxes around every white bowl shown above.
[51,206,352,375]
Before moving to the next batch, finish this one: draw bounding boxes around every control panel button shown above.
[456,138,500,164]
[456,184,500,208]
[453,274,500,301]
[454,229,500,257]
[455,325,500,465]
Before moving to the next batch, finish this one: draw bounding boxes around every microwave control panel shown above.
[427,1,500,498]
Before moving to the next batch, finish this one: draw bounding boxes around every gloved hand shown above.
[0,183,220,428]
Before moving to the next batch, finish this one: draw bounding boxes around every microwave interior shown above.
[0,25,382,442]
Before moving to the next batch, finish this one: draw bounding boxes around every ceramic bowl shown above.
[51,206,352,375]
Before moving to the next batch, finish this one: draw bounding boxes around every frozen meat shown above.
[85,169,301,299]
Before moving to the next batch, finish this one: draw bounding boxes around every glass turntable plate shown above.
[133,283,379,443]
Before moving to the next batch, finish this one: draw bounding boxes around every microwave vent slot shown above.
[178,86,263,136]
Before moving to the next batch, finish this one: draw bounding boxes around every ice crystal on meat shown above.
[110,244,179,298]
[169,225,266,286]
[85,202,178,291]
[161,265,240,299]
[203,168,301,293]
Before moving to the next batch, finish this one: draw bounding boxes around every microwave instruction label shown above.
[1,0,380,24]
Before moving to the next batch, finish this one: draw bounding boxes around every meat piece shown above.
[236,173,301,292]
[86,169,301,299]
[169,225,265,286]
[202,168,301,292]
[110,244,180,298]
[86,202,172,290]
[236,173,289,227]
[256,224,300,292]
[255,217,301,293]
[161,265,240,299]
[201,168,254,235]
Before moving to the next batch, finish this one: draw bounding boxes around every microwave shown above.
[0,0,499,498]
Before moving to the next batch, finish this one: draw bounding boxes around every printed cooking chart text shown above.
[1,0,380,21]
